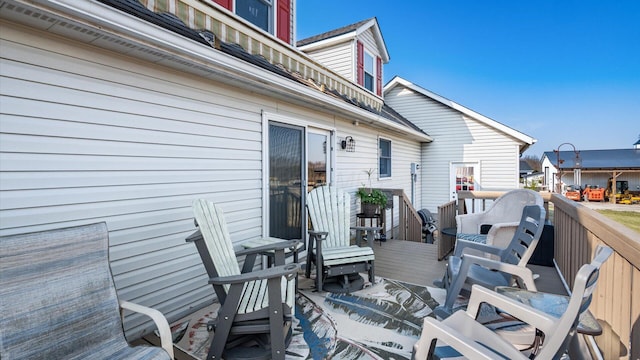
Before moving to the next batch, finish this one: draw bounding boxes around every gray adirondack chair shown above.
[414,245,613,359]
[187,199,298,360]
[306,186,378,292]
[0,222,174,360]
[434,204,546,318]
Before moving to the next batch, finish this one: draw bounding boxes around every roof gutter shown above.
[11,0,430,142]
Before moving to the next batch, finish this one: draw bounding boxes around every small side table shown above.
[241,237,302,266]
[356,213,385,244]
[495,286,602,335]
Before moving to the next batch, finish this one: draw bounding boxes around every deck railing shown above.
[378,189,423,242]
[450,190,640,359]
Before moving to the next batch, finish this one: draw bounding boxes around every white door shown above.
[450,162,479,201]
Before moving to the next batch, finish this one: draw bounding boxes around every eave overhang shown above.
[1,0,430,141]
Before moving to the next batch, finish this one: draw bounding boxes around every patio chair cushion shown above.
[455,233,487,244]
[0,223,172,360]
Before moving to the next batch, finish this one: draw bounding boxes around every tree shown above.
[522,154,542,172]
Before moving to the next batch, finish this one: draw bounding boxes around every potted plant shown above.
[356,169,388,216]
[356,188,388,216]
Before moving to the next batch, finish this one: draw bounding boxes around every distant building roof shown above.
[542,149,640,170]
[519,160,534,174]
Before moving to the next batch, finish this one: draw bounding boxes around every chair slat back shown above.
[307,186,351,248]
[0,223,125,358]
[193,199,241,286]
[537,245,613,359]
[501,205,545,266]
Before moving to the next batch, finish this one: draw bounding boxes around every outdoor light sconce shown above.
[341,136,356,152]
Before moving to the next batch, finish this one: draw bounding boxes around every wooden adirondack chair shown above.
[0,223,174,360]
[434,204,546,319]
[306,186,378,293]
[414,245,613,359]
[188,199,298,360]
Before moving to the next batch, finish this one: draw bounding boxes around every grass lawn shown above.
[597,210,640,233]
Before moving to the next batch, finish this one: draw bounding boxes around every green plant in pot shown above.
[356,169,387,216]
[356,188,388,216]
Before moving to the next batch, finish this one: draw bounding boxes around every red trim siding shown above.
[356,41,364,86]
[212,0,232,11]
[276,0,291,44]
[376,56,382,96]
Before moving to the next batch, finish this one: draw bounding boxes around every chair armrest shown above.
[459,254,537,290]
[209,263,298,285]
[453,239,503,257]
[485,221,519,235]
[456,212,487,233]
[350,226,382,232]
[308,230,328,239]
[119,300,175,359]
[414,316,526,360]
[465,285,557,335]
[236,239,300,257]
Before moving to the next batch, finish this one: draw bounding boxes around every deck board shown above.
[372,239,446,286]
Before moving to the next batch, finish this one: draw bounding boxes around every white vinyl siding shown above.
[385,86,521,211]
[304,42,353,81]
[332,122,421,235]
[1,20,424,340]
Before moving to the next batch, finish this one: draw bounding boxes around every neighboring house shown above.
[383,77,536,211]
[541,148,640,193]
[0,0,432,337]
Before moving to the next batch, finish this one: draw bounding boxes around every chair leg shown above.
[208,285,244,359]
[305,253,312,279]
[368,261,375,284]
[267,277,286,360]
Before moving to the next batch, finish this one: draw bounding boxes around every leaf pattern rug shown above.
[176,276,457,359]
[287,276,444,359]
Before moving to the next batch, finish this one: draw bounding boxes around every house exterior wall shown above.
[385,86,522,212]
[0,18,421,337]
[304,41,354,81]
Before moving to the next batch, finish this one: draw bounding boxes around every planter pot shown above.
[361,203,379,217]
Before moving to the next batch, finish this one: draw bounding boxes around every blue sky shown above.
[296,1,640,157]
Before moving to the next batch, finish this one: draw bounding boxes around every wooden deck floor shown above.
[370,239,567,295]
[371,239,446,286]
[140,238,571,359]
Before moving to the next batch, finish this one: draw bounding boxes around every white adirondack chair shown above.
[306,186,378,292]
[188,199,299,360]
[414,245,613,359]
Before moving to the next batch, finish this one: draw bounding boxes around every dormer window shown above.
[236,0,272,33]
[364,52,375,92]
[356,40,383,96]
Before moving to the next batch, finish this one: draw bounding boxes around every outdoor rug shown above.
[173,274,483,359]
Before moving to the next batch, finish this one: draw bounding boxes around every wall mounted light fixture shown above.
[341,136,356,152]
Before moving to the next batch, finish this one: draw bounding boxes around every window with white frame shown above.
[364,51,375,93]
[236,0,272,33]
[379,138,391,178]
